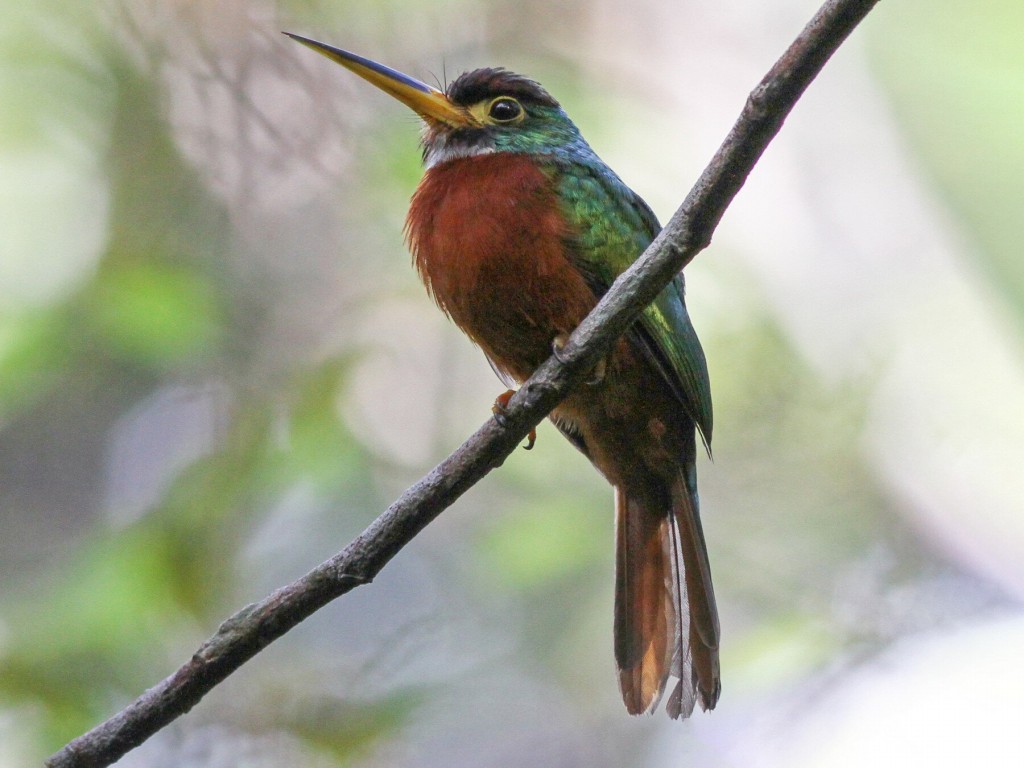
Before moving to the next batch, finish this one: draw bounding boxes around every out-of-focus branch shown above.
[46,1,880,765]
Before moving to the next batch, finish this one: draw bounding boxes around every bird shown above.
[287,33,720,718]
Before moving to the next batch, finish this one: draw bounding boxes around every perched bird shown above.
[287,33,720,718]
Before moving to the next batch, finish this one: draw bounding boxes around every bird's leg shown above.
[552,334,606,386]
[492,389,536,450]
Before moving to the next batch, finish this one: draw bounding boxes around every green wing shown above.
[556,163,713,445]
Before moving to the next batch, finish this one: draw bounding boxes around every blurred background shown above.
[2,0,1023,765]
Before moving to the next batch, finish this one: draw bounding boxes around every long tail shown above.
[614,464,720,717]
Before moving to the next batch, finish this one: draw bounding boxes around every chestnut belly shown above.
[406,153,598,383]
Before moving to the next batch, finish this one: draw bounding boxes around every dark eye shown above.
[488,97,523,122]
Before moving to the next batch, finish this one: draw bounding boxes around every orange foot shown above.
[492,389,537,450]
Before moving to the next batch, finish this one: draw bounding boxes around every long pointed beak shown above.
[285,33,472,128]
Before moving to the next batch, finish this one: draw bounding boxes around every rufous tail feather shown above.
[614,469,720,718]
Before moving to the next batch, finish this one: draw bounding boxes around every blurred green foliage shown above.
[1,1,1022,766]
[874,0,1024,309]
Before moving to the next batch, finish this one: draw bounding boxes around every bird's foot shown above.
[551,334,570,364]
[492,389,536,450]
[551,334,606,386]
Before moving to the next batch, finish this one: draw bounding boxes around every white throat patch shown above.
[423,140,495,170]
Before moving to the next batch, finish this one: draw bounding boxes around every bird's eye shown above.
[488,97,523,123]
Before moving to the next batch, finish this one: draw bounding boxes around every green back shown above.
[553,161,713,446]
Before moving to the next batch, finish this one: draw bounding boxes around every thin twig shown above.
[46,1,880,765]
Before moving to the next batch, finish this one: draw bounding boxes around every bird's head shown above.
[286,34,589,168]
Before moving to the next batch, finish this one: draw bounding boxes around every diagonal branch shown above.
[46,1,880,765]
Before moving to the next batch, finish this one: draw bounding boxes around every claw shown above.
[491,390,513,427]
[551,333,570,364]
[491,389,537,450]
[587,356,607,386]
